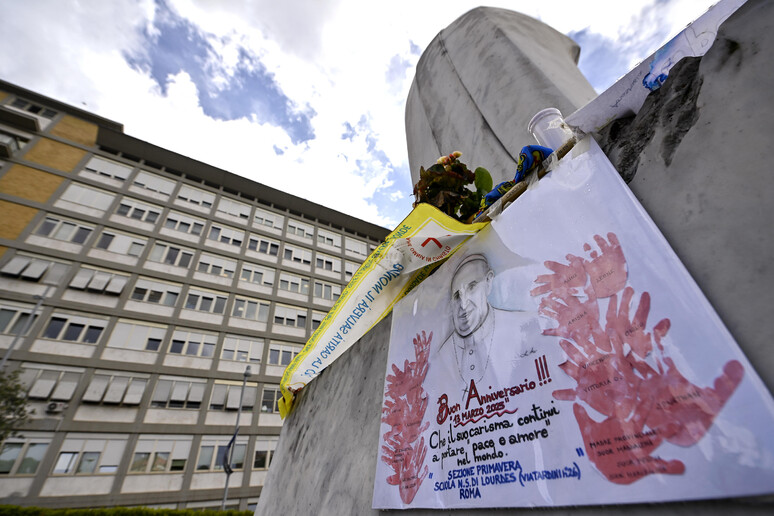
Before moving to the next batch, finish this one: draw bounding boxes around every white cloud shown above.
[0,0,724,228]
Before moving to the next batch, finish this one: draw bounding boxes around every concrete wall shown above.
[405,7,597,187]
[256,2,773,513]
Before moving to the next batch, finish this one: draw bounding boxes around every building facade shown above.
[0,79,389,510]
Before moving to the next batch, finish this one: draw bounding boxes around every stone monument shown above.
[405,6,597,186]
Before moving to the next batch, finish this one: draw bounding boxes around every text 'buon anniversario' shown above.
[428,374,580,500]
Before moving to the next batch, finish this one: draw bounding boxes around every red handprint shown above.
[381,331,432,504]
[530,254,587,297]
[605,288,658,359]
[539,291,601,342]
[531,233,627,301]
[534,231,744,484]
[381,434,429,503]
[582,233,627,298]
[552,332,642,420]
[574,403,685,485]
[642,322,744,446]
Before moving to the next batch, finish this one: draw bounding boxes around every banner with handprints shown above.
[373,137,774,509]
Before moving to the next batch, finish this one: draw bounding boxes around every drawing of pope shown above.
[434,253,540,395]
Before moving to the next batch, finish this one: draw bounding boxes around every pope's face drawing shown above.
[450,259,494,337]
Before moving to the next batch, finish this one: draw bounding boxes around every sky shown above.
[0,0,719,229]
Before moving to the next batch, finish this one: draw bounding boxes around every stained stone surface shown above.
[405,6,597,187]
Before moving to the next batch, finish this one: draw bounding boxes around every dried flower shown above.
[413,151,492,223]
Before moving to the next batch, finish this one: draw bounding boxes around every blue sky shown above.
[0,0,717,228]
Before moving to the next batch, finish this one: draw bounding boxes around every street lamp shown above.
[221,364,251,510]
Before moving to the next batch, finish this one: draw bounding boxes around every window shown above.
[273,304,307,329]
[231,297,269,322]
[253,207,283,230]
[0,440,49,475]
[52,436,126,475]
[1,254,70,285]
[106,320,168,353]
[253,437,278,470]
[41,313,106,344]
[7,97,57,128]
[53,452,77,474]
[239,263,275,287]
[345,261,359,281]
[286,219,314,239]
[58,183,115,213]
[94,230,146,257]
[0,303,38,337]
[248,235,279,256]
[283,244,312,265]
[345,237,368,257]
[314,281,341,301]
[148,242,194,268]
[68,267,129,295]
[81,155,132,182]
[114,198,161,224]
[184,288,228,315]
[0,443,24,474]
[168,329,217,358]
[82,372,148,406]
[221,335,263,363]
[267,342,301,367]
[130,436,191,474]
[217,197,251,221]
[315,253,341,273]
[196,253,236,278]
[195,446,214,471]
[207,224,244,248]
[312,311,326,331]
[34,216,94,245]
[260,386,281,413]
[253,449,270,469]
[130,278,181,307]
[0,127,29,156]
[317,228,341,249]
[177,184,215,210]
[9,97,57,118]
[151,377,206,409]
[278,272,310,295]
[132,171,175,199]
[209,381,257,411]
[196,438,247,471]
[20,365,82,401]
[163,211,205,237]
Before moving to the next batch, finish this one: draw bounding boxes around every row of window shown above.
[1,303,303,365]
[20,364,288,414]
[43,297,318,330]
[28,214,361,280]
[68,162,375,255]
[3,261,340,320]
[0,434,276,477]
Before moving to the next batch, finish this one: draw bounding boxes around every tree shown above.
[0,369,28,443]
